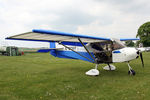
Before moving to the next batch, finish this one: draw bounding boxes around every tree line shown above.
[125,21,150,47]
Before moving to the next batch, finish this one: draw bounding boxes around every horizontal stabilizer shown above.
[37,48,63,53]
[137,47,150,52]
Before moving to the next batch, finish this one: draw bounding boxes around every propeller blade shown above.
[140,53,144,67]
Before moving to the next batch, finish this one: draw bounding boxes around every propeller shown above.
[139,52,144,67]
[137,50,144,67]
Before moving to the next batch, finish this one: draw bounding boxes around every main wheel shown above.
[128,70,136,76]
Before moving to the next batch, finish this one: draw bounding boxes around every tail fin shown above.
[50,42,56,48]
[50,42,57,56]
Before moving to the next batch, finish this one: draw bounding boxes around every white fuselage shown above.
[56,43,139,63]
[112,47,138,62]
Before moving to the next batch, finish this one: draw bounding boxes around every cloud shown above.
[0,0,150,47]
[75,0,150,38]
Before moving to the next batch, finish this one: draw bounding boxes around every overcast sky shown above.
[0,0,150,47]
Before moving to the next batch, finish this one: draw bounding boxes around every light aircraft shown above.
[6,29,145,76]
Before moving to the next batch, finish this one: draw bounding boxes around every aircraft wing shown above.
[120,38,140,41]
[6,29,139,46]
[6,29,110,43]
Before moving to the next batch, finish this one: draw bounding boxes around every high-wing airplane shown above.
[6,29,145,76]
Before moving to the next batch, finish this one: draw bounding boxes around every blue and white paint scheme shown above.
[6,29,145,76]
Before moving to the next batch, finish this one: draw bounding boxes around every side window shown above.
[91,41,113,51]
[113,41,125,50]
[91,43,103,51]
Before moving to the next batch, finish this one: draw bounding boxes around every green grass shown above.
[0,52,150,100]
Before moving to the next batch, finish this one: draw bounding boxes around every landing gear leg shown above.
[108,64,111,70]
[85,64,99,76]
[95,64,98,69]
[127,62,135,76]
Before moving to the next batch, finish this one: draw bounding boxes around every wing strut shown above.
[78,38,96,63]
[58,42,94,63]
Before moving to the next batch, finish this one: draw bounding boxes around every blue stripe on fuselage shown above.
[51,50,95,63]
[113,51,121,53]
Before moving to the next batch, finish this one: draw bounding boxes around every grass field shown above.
[0,52,150,100]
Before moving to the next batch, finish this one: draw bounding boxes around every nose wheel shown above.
[128,69,136,75]
[127,62,136,76]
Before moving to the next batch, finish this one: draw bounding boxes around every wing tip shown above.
[120,38,140,41]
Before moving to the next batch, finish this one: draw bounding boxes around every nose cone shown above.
[124,48,139,61]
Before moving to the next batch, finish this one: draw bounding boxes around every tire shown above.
[128,70,136,76]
